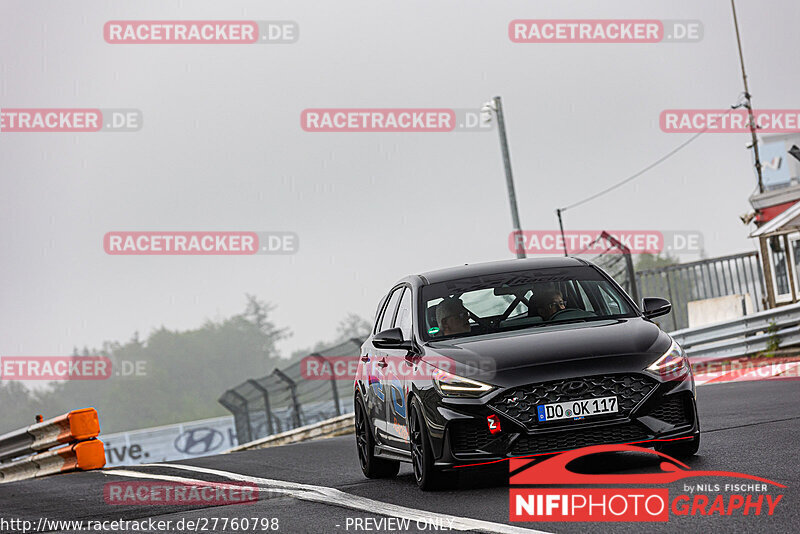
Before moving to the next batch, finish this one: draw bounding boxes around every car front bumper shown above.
[417,371,699,469]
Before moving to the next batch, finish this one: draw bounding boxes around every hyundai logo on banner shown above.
[174,428,225,455]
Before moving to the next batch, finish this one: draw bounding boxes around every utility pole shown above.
[731,0,764,193]
[556,208,568,257]
[490,96,526,258]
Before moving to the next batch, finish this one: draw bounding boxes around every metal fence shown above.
[219,338,363,445]
[635,252,766,331]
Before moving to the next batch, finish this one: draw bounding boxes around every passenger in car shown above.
[435,297,472,335]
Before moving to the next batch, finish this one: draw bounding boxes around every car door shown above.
[382,286,414,450]
[366,286,404,444]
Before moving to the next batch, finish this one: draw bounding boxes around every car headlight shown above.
[432,368,494,397]
[645,339,690,381]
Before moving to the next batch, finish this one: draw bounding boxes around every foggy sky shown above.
[2,0,798,360]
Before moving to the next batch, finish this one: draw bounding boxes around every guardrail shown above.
[226,413,355,453]
[670,302,800,361]
[0,440,105,484]
[0,408,100,462]
[0,408,105,484]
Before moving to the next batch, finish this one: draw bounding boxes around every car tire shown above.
[354,396,400,479]
[657,434,700,458]
[408,398,450,491]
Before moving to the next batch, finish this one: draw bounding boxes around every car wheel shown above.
[354,396,400,478]
[408,398,449,491]
[657,434,700,458]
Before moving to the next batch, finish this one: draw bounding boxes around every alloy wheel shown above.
[354,402,369,470]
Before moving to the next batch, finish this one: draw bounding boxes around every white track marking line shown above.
[109,464,553,534]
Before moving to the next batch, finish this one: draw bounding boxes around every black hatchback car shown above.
[353,257,699,490]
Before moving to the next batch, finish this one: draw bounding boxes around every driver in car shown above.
[535,288,567,321]
[435,297,471,335]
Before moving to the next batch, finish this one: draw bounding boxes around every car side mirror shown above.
[373,327,413,350]
[642,297,671,319]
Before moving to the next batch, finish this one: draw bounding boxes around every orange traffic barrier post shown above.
[58,440,107,472]
[0,408,100,462]
[0,439,106,483]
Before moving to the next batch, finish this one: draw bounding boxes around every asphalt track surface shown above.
[1,379,798,534]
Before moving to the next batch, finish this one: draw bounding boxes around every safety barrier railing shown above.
[0,408,105,483]
[226,413,355,452]
[670,301,800,361]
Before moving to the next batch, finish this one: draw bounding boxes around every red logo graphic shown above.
[509,444,784,522]
[509,444,784,487]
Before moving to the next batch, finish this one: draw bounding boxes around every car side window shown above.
[598,285,623,315]
[378,287,404,333]
[394,288,413,340]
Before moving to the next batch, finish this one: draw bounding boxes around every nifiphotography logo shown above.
[509,444,785,522]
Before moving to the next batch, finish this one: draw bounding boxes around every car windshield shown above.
[419,266,637,341]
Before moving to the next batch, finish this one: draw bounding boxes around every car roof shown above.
[413,256,590,285]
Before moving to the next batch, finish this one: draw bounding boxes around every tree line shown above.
[0,296,370,435]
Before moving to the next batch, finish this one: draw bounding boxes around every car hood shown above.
[421,319,671,388]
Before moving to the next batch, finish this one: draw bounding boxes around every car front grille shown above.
[490,373,658,430]
[510,423,649,455]
[647,394,691,426]
[450,420,494,454]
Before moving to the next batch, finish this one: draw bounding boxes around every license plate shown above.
[536,396,618,422]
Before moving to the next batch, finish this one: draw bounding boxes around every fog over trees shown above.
[0,296,370,435]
